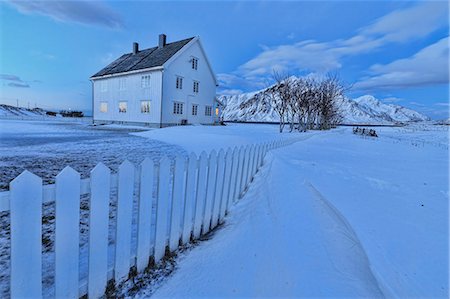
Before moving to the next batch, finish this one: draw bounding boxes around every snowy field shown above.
[0,120,448,298]
[0,120,186,190]
[132,124,449,298]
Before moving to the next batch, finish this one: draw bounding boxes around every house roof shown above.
[91,37,195,78]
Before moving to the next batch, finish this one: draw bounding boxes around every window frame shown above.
[191,57,198,70]
[100,101,108,113]
[193,81,199,93]
[192,104,198,116]
[140,100,151,113]
[118,101,128,113]
[176,76,183,89]
[205,105,212,116]
[141,75,151,88]
[173,101,184,115]
[119,78,127,91]
[100,80,108,92]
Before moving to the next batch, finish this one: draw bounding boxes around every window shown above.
[176,76,183,89]
[191,57,198,70]
[193,81,199,93]
[141,75,151,88]
[100,101,108,113]
[173,102,184,115]
[192,104,198,116]
[205,105,212,116]
[141,101,150,113]
[119,101,127,113]
[101,81,108,92]
[215,107,219,116]
[119,78,126,90]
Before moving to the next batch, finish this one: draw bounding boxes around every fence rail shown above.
[2,137,300,298]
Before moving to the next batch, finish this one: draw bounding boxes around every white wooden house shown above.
[91,34,218,127]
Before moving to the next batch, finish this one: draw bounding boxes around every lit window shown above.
[205,105,212,116]
[191,57,198,70]
[100,101,108,113]
[141,101,150,113]
[192,104,198,116]
[119,101,127,113]
[141,75,151,88]
[193,81,199,93]
[119,78,126,90]
[101,81,107,92]
[215,107,219,116]
[176,76,183,89]
[173,102,184,115]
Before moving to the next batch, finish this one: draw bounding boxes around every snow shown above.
[134,124,448,298]
[133,123,297,154]
[0,119,447,298]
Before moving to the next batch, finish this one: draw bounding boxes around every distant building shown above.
[91,34,218,127]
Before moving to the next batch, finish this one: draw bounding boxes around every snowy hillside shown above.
[0,104,47,117]
[219,89,430,125]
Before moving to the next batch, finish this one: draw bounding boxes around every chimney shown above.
[133,42,139,54]
[158,34,166,49]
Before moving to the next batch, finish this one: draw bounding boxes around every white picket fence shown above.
[0,137,300,298]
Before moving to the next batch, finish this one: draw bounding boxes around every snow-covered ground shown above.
[0,120,186,190]
[134,124,448,298]
[0,120,447,298]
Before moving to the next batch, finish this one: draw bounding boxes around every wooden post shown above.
[182,152,198,244]
[136,158,155,272]
[10,171,43,298]
[88,163,111,299]
[114,160,135,282]
[55,167,80,298]
[154,156,171,263]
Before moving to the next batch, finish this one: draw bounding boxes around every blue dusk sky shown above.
[0,1,448,118]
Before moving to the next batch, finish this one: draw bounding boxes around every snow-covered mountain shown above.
[219,91,430,125]
[0,104,47,117]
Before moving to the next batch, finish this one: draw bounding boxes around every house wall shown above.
[92,70,163,126]
[161,40,217,126]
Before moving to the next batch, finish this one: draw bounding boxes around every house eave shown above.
[90,66,164,80]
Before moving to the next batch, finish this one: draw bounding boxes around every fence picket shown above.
[248,145,256,182]
[227,147,239,210]
[240,146,250,196]
[212,149,225,228]
[55,167,80,298]
[88,163,111,299]
[136,158,154,272]
[203,150,218,233]
[10,171,42,298]
[114,161,135,282]
[154,156,171,262]
[236,146,245,200]
[182,153,198,244]
[193,151,208,238]
[220,148,233,220]
[170,155,186,251]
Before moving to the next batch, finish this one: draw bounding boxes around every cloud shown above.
[7,82,30,88]
[381,97,403,103]
[7,0,123,29]
[30,50,56,60]
[220,2,448,92]
[1,73,34,88]
[434,102,449,107]
[0,74,22,82]
[354,37,449,90]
